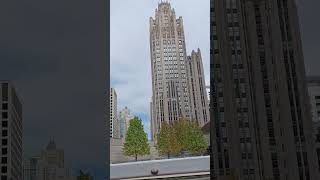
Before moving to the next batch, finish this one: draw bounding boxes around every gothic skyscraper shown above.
[149,2,209,140]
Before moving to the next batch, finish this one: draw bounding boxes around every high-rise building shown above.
[118,106,133,139]
[23,156,40,180]
[0,81,23,180]
[110,88,119,138]
[149,2,209,138]
[307,76,320,124]
[210,0,319,179]
[35,140,75,180]
[306,76,320,173]
[187,49,210,127]
[40,139,64,168]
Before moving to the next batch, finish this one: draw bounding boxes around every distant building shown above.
[118,106,133,139]
[110,88,119,138]
[40,139,64,168]
[24,140,75,180]
[23,156,40,180]
[307,76,320,173]
[0,81,23,180]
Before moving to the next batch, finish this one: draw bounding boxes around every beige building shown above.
[186,49,210,127]
[210,0,319,179]
[149,2,209,140]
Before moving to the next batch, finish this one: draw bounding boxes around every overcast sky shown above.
[110,0,210,138]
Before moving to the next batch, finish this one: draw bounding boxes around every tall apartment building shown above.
[149,2,209,138]
[0,81,23,180]
[210,0,319,179]
[118,106,133,139]
[110,88,119,138]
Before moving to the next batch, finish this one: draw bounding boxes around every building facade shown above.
[149,2,209,139]
[0,81,23,180]
[307,76,320,173]
[110,88,119,138]
[186,49,210,127]
[23,156,40,180]
[210,0,319,179]
[118,106,133,139]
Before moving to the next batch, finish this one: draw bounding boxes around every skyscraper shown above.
[187,49,210,127]
[110,88,119,138]
[306,76,320,173]
[210,0,319,179]
[0,81,23,180]
[118,106,133,139]
[149,2,209,138]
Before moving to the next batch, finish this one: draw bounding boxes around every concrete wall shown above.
[110,156,210,179]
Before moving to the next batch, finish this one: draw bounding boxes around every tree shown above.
[123,116,150,161]
[173,119,208,156]
[186,122,208,155]
[157,121,182,159]
[77,170,92,180]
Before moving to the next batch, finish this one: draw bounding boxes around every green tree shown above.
[77,170,92,180]
[173,119,208,155]
[157,121,182,159]
[123,116,150,161]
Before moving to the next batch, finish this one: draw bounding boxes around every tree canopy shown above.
[157,119,208,158]
[157,121,182,158]
[123,116,150,161]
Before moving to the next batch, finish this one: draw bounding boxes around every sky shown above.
[110,0,210,139]
[0,0,107,179]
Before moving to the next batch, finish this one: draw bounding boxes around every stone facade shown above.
[210,0,320,179]
[149,2,209,140]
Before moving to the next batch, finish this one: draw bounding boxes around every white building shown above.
[110,88,119,138]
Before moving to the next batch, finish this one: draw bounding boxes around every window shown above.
[1,167,6,173]
[2,83,8,101]
[1,104,7,110]
[2,130,7,137]
[1,140,7,146]
[1,175,7,180]
[2,121,7,128]
[1,157,7,164]
[1,112,7,119]
[1,148,7,155]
